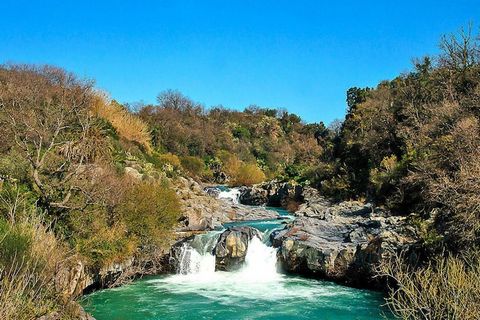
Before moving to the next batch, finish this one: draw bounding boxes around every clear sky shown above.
[1,1,479,124]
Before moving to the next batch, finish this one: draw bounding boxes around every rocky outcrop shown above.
[239,180,303,207]
[175,178,279,231]
[36,303,95,320]
[50,257,142,320]
[272,198,417,288]
[214,226,262,271]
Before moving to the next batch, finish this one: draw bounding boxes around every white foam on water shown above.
[217,187,241,204]
[177,242,216,276]
[238,236,279,282]
[149,235,353,304]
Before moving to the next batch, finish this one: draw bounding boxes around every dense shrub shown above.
[232,163,266,186]
[380,251,480,320]
[157,153,182,171]
[73,220,136,269]
[216,150,242,178]
[118,181,180,246]
[180,156,205,177]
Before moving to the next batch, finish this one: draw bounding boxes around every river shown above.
[82,187,391,319]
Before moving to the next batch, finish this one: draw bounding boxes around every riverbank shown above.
[75,180,419,319]
[82,195,391,319]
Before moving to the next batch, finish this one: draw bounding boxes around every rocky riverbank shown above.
[175,178,279,231]
[62,178,419,320]
[239,181,419,289]
[50,178,280,320]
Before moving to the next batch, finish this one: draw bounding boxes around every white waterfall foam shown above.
[175,234,279,283]
[178,242,216,275]
[218,187,241,204]
[154,234,336,303]
[237,236,279,282]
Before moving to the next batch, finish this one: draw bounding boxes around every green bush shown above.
[0,150,30,183]
[118,181,180,246]
[74,223,136,269]
[232,163,266,186]
[157,153,182,170]
[69,205,137,269]
[180,156,205,177]
[232,126,251,139]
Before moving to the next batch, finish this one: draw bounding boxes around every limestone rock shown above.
[272,199,417,287]
[174,178,279,231]
[124,166,143,180]
[214,226,262,271]
[239,181,303,207]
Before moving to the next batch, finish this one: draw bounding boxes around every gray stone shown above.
[214,226,262,271]
[273,198,417,287]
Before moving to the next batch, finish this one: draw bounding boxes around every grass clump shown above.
[92,97,152,153]
[0,214,81,320]
[379,251,480,320]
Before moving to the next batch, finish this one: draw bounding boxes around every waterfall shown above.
[177,231,220,276]
[178,242,215,275]
[176,232,279,283]
[237,236,279,282]
[218,187,241,204]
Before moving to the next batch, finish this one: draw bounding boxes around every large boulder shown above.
[214,226,262,271]
[272,200,417,288]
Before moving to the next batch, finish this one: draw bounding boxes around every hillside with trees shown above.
[137,90,323,183]
[0,26,479,319]
[307,28,480,318]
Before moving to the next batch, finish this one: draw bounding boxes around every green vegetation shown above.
[138,91,323,183]
[0,65,181,318]
[233,163,267,186]
[308,27,480,319]
[380,251,480,319]
[0,209,81,319]
[0,25,479,319]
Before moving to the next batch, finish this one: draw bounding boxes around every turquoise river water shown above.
[82,188,391,320]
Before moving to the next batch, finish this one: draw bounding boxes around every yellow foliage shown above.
[157,153,182,170]
[216,150,241,177]
[92,96,152,152]
[380,154,398,172]
[380,251,480,320]
[232,163,266,186]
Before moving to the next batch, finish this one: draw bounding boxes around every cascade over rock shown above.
[174,178,279,231]
[214,226,262,271]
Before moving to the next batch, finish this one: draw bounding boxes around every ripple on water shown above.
[82,273,390,320]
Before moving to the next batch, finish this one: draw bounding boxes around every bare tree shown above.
[0,65,100,212]
[439,24,480,71]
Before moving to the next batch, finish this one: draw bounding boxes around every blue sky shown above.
[1,1,479,124]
